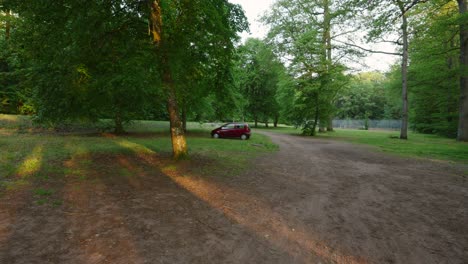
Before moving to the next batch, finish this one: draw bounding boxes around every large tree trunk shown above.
[399,4,409,140]
[311,95,320,136]
[164,69,188,159]
[274,114,279,128]
[114,109,124,134]
[265,121,269,128]
[458,0,468,141]
[149,0,188,158]
[254,117,258,128]
[327,115,334,131]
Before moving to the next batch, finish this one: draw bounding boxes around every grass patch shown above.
[34,188,54,196]
[0,116,278,196]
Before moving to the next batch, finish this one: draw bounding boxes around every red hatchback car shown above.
[211,123,251,140]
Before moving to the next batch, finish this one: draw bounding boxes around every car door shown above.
[232,124,242,137]
[226,124,237,137]
[221,124,235,137]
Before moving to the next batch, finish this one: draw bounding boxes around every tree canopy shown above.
[1,0,468,149]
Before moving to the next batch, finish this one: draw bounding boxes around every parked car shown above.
[211,123,251,140]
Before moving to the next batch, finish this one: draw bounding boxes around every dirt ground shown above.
[1,132,467,264]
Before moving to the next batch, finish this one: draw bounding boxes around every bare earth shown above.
[1,132,467,264]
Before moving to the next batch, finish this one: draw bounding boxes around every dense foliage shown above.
[1,0,468,143]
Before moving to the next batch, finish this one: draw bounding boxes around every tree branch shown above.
[335,40,402,56]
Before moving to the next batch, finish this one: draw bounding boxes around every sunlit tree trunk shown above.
[149,0,188,159]
[164,68,188,159]
[458,0,468,141]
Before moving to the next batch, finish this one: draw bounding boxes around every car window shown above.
[226,124,235,129]
[234,125,241,129]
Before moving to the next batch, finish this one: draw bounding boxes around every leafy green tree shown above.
[0,6,32,115]
[263,0,354,135]
[235,38,282,127]
[456,0,468,141]
[335,72,387,120]
[148,0,247,158]
[358,0,431,139]
[7,0,247,158]
[6,0,161,133]
[408,1,459,137]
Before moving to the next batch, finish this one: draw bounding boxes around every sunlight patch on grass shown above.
[0,114,19,122]
[17,145,43,177]
[117,139,156,155]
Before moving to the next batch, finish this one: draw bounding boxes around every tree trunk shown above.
[114,111,124,134]
[165,72,188,159]
[182,105,187,133]
[274,115,279,128]
[447,39,455,125]
[265,121,269,128]
[326,115,333,131]
[321,0,332,134]
[5,9,10,40]
[311,96,320,136]
[149,0,188,159]
[458,0,468,141]
[254,117,258,128]
[399,4,409,140]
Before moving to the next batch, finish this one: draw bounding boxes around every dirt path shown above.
[236,132,468,263]
[1,132,467,264]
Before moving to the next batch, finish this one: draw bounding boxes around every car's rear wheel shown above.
[240,134,248,140]
[213,133,220,139]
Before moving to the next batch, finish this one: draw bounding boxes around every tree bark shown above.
[265,121,269,128]
[254,117,258,128]
[164,69,188,159]
[399,1,409,140]
[311,95,320,136]
[182,105,187,133]
[324,0,333,131]
[114,110,124,134]
[458,0,468,141]
[274,114,279,128]
[327,115,334,131]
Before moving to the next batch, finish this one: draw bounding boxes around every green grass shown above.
[257,125,468,164]
[0,115,278,196]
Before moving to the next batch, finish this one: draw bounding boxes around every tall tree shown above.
[359,0,428,139]
[236,38,282,127]
[147,0,247,158]
[408,0,459,137]
[263,0,353,135]
[457,0,468,141]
